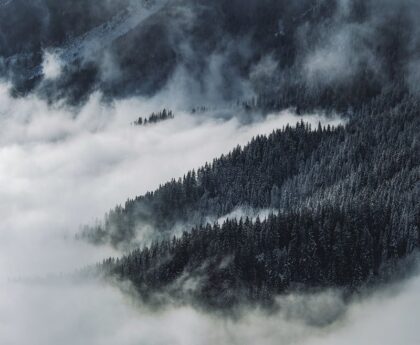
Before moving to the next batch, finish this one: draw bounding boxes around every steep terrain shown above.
[1,0,419,311]
[91,94,419,308]
[2,0,420,106]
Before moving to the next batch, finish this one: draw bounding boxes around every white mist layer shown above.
[0,82,342,277]
[41,50,63,80]
[1,82,417,345]
[217,207,279,224]
[0,271,419,345]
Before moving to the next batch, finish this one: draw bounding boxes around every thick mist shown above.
[0,52,418,343]
[1,1,419,340]
[1,263,419,345]
[0,77,341,276]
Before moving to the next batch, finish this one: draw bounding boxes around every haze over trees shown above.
[85,91,420,308]
[1,0,419,313]
[2,1,420,345]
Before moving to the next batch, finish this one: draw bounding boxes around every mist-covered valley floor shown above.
[0,79,418,344]
[0,81,347,344]
[2,268,420,345]
[0,80,342,276]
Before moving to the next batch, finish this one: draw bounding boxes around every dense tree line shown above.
[101,197,418,309]
[84,90,420,308]
[240,75,409,116]
[83,92,419,250]
[133,109,174,126]
[82,120,344,247]
[90,90,419,308]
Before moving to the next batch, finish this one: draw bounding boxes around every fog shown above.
[0,80,417,344]
[1,266,419,345]
[0,79,343,272]
[0,1,419,343]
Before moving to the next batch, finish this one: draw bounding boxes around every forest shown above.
[85,89,419,308]
[133,109,174,126]
[2,0,420,343]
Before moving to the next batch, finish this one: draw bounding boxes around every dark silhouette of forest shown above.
[133,109,174,126]
[84,90,419,308]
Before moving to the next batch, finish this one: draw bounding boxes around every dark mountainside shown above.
[84,93,419,250]
[2,0,420,107]
[93,97,419,309]
[1,0,419,310]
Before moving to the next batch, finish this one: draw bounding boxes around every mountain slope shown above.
[83,93,419,251]
[2,0,420,106]
[96,96,419,308]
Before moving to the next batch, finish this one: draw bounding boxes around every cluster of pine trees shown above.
[82,121,343,246]
[90,90,419,308]
[133,109,174,126]
[101,201,418,309]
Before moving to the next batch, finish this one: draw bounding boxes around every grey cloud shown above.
[0,81,343,274]
[0,79,350,344]
[1,264,419,345]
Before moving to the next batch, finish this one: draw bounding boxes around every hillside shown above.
[2,0,420,107]
[86,94,420,308]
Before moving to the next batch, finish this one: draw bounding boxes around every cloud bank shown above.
[0,2,418,343]
[0,80,342,277]
[0,80,416,345]
[1,264,419,345]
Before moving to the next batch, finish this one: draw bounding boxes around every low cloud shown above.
[216,206,279,225]
[0,265,419,345]
[5,81,414,345]
[41,50,63,80]
[302,23,379,87]
[0,81,342,276]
